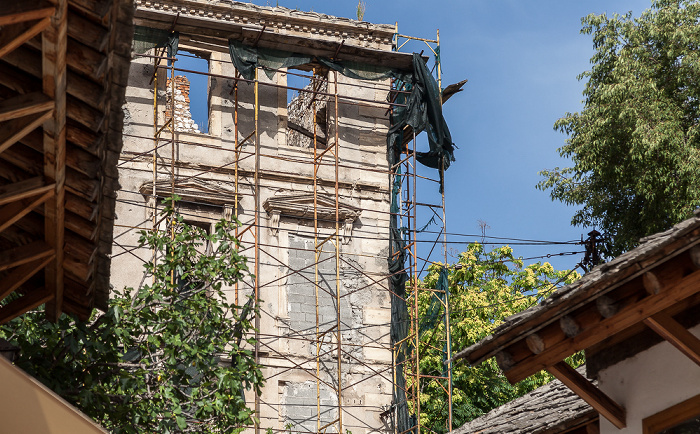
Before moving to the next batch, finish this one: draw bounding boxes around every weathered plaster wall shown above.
[597,323,700,433]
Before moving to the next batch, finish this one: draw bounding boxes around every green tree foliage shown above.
[538,0,700,256]
[0,202,263,433]
[413,244,580,432]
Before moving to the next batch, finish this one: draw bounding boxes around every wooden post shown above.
[42,0,67,322]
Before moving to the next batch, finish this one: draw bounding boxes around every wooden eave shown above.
[453,214,700,430]
[0,0,133,322]
[134,3,418,71]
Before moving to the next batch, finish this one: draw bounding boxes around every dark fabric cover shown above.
[228,39,311,80]
[227,42,456,188]
[132,26,179,66]
[387,54,455,192]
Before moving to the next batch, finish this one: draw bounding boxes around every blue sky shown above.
[185,1,653,272]
[265,0,652,272]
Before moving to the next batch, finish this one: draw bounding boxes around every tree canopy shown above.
[538,0,700,256]
[0,203,263,433]
[412,244,581,432]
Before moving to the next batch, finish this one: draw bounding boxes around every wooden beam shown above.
[42,0,67,322]
[0,1,54,27]
[69,0,112,21]
[0,46,106,110]
[0,240,54,272]
[586,421,600,434]
[64,253,92,282]
[560,315,581,337]
[644,312,700,367]
[0,189,53,233]
[642,271,662,295]
[0,110,53,155]
[0,288,53,324]
[596,295,619,319]
[0,92,54,122]
[502,269,700,383]
[67,12,109,54]
[0,255,55,302]
[0,17,52,60]
[495,350,514,371]
[0,177,52,205]
[689,245,700,269]
[288,120,327,146]
[0,141,43,177]
[642,393,700,433]
[547,361,626,430]
[525,333,546,354]
[19,128,101,178]
[26,34,109,82]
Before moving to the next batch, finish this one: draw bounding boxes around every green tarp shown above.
[228,39,312,80]
[132,25,179,65]
[387,54,455,192]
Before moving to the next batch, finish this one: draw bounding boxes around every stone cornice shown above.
[263,193,361,221]
[135,0,395,49]
[140,178,239,206]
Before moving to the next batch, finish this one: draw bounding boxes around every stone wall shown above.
[165,75,201,134]
[287,76,328,148]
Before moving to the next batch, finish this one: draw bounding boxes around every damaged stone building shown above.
[112,1,458,433]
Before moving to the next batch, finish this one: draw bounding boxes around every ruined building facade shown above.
[111,1,416,433]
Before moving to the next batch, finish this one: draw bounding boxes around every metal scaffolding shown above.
[393,28,454,434]
[118,24,452,434]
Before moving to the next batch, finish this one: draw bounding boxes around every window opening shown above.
[166,50,209,134]
[287,66,328,148]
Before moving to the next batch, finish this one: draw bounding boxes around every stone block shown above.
[363,307,389,325]
[358,104,386,120]
[364,347,392,363]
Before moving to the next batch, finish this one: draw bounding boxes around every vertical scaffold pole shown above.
[437,28,453,433]
[411,129,419,434]
[334,70,343,434]
[169,60,176,287]
[234,71,240,306]
[254,66,261,434]
[151,56,158,260]
[313,68,322,434]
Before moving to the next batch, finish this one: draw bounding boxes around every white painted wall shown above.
[598,323,700,433]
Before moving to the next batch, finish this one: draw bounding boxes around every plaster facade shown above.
[113,2,397,433]
[597,323,700,433]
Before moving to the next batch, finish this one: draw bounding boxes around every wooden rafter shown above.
[500,266,700,383]
[0,0,54,27]
[0,110,54,155]
[0,177,53,205]
[0,17,52,60]
[0,92,54,123]
[644,312,700,367]
[0,288,54,325]
[547,362,626,429]
[0,241,54,272]
[0,256,55,303]
[42,0,68,321]
[0,189,54,233]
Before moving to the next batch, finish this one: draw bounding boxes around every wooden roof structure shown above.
[454,368,597,434]
[454,211,700,430]
[0,0,133,322]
